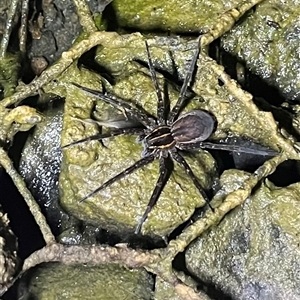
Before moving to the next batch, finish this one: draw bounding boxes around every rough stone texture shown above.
[155,276,212,300]
[222,0,300,101]
[186,169,300,300]
[17,262,153,300]
[111,0,246,32]
[28,0,82,64]
[0,203,19,290]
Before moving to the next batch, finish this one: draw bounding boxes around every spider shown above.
[64,37,276,234]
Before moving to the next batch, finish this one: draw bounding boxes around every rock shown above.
[0,204,19,292]
[186,169,300,300]
[222,0,300,101]
[17,262,153,300]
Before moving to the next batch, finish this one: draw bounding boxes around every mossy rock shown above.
[17,262,153,300]
[186,169,300,299]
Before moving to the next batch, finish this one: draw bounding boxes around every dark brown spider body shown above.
[66,37,277,234]
[145,125,175,151]
[144,110,215,156]
[171,110,215,144]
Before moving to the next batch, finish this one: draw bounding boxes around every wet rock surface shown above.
[18,101,66,234]
[222,0,300,101]
[111,0,246,32]
[186,169,300,300]
[28,0,81,64]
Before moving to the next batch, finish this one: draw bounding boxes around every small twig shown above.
[73,0,98,33]
[175,282,209,300]
[22,243,158,271]
[21,242,207,300]
[164,153,287,257]
[0,0,19,57]
[19,0,29,53]
[1,31,120,107]
[0,147,55,245]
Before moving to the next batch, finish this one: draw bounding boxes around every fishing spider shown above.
[65,37,275,234]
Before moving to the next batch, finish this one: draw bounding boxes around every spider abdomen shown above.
[171,110,215,144]
[145,125,176,149]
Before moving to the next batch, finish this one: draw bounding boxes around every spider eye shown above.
[171,110,216,143]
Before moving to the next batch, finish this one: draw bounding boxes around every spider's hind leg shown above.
[178,141,278,157]
[171,151,213,211]
[135,156,172,234]
[79,155,155,203]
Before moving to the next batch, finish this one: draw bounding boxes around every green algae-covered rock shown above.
[186,169,300,300]
[111,0,248,33]
[222,0,300,100]
[18,263,153,300]
[0,53,19,98]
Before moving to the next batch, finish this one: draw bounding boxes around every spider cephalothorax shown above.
[64,37,276,234]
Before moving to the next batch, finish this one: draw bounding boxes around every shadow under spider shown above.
[63,36,277,234]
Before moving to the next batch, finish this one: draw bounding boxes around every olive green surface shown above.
[186,169,300,299]
[18,263,153,300]
[112,0,246,32]
[222,0,300,100]
[0,53,19,98]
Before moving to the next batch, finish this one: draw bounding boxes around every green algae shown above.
[186,169,300,299]
[20,263,153,300]
[112,0,247,33]
[222,0,300,100]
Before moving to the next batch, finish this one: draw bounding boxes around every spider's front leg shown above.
[71,82,155,128]
[171,150,213,210]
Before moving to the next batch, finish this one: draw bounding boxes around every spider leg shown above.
[79,155,155,203]
[171,150,213,210]
[178,141,278,156]
[72,83,154,128]
[62,127,144,148]
[168,36,202,124]
[145,41,165,125]
[135,156,172,234]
